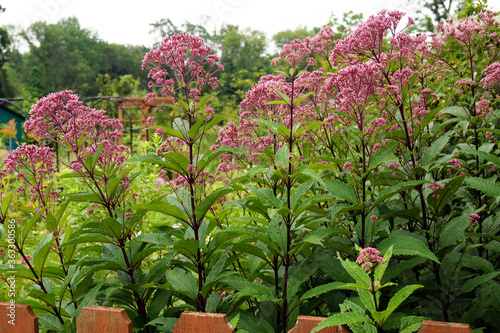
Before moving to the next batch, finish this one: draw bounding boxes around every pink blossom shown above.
[469,213,480,225]
[428,181,445,197]
[142,32,222,113]
[21,255,32,265]
[447,159,462,169]
[146,117,157,127]
[356,247,385,272]
[3,145,56,204]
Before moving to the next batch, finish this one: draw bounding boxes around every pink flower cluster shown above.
[272,27,336,68]
[24,90,129,174]
[469,213,480,225]
[428,181,445,197]
[3,144,56,205]
[356,247,386,272]
[331,10,413,65]
[481,62,500,90]
[142,33,223,114]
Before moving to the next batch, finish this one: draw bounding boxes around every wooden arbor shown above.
[117,96,174,142]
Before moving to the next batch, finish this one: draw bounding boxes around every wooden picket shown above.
[76,306,132,333]
[418,320,473,333]
[173,311,235,332]
[0,302,38,333]
[0,303,476,333]
[288,315,348,333]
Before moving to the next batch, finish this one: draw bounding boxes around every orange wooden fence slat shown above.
[418,320,473,333]
[76,306,132,333]
[288,315,349,333]
[0,302,38,333]
[173,311,235,333]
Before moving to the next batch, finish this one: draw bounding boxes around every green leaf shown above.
[293,91,314,105]
[338,252,371,286]
[299,167,326,187]
[380,285,423,323]
[196,146,231,172]
[324,179,357,204]
[165,268,198,301]
[295,121,326,138]
[250,187,283,209]
[219,227,280,254]
[232,283,278,303]
[1,190,14,217]
[146,317,178,331]
[135,233,174,246]
[399,316,425,333]
[172,117,189,138]
[205,293,222,313]
[461,272,500,294]
[230,312,274,333]
[372,181,428,206]
[311,313,373,333]
[204,247,231,289]
[440,106,468,119]
[462,147,500,167]
[148,125,184,140]
[440,214,471,248]
[275,145,289,167]
[33,233,54,275]
[367,149,398,173]
[422,132,452,166]
[275,90,291,104]
[75,281,104,316]
[62,234,113,247]
[38,314,63,332]
[195,185,235,221]
[173,239,199,259]
[300,282,345,300]
[465,177,500,197]
[383,257,428,283]
[377,236,439,263]
[374,246,393,283]
[65,192,102,204]
[136,202,188,223]
[428,176,465,212]
[290,180,314,210]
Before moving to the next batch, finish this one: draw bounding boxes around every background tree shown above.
[406,0,490,31]
[0,6,15,97]
[20,17,104,96]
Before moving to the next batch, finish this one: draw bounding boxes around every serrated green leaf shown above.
[324,179,357,204]
[65,192,102,204]
[465,177,500,197]
[276,145,289,167]
[134,233,174,246]
[399,316,425,333]
[33,233,53,275]
[422,132,451,166]
[373,180,428,206]
[377,236,439,263]
[165,268,198,301]
[75,281,104,316]
[461,272,500,294]
[380,285,423,323]
[312,313,373,333]
[338,253,371,286]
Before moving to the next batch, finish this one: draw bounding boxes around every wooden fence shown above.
[0,303,473,333]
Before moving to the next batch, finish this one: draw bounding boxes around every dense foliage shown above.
[1,7,500,333]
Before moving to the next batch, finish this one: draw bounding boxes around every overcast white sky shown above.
[3,0,500,48]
